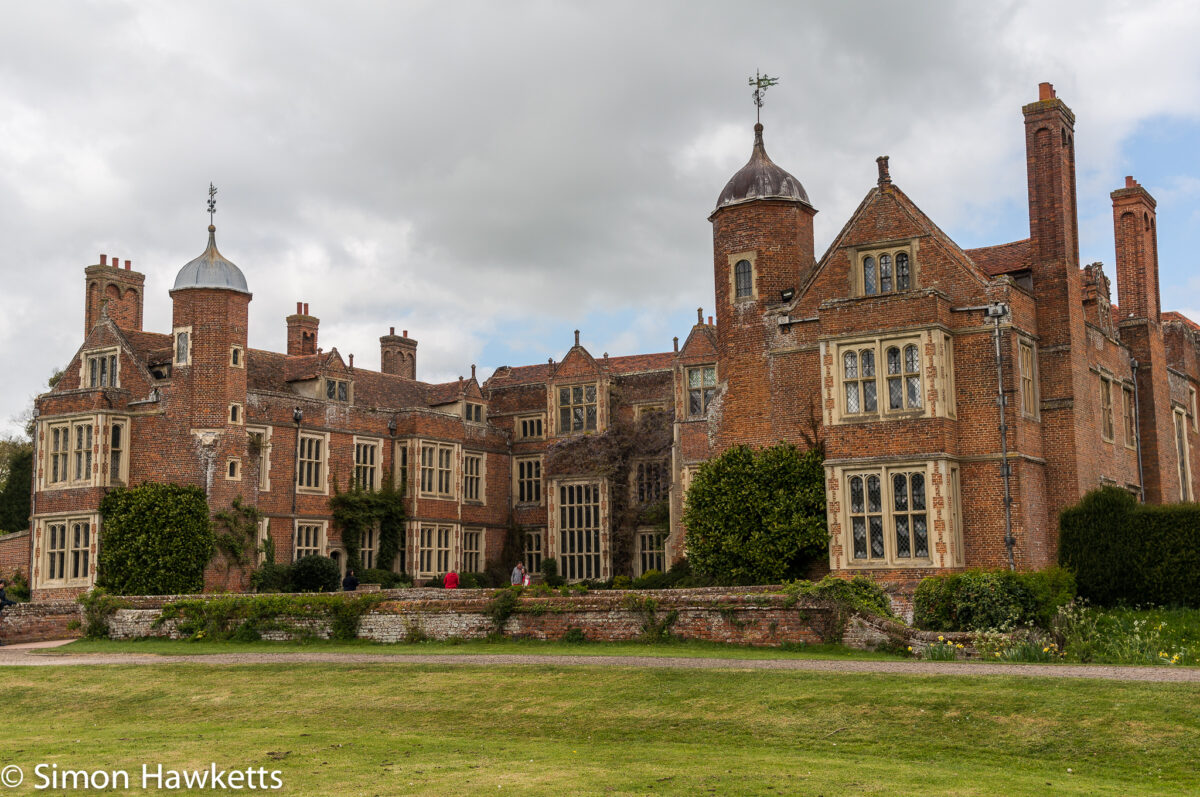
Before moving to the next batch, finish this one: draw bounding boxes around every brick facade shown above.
[24,82,1200,601]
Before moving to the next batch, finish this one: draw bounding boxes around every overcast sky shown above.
[2,1,1199,438]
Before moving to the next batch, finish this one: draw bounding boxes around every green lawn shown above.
[1,662,1196,795]
[46,635,907,660]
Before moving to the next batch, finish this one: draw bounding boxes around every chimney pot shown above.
[296,301,302,314]
[574,329,580,346]
[876,155,891,185]
[403,330,408,338]
[697,307,703,323]
[100,254,107,266]
[471,364,476,379]
[673,336,679,353]
[303,303,309,315]
[349,354,354,368]
[390,326,395,336]
[1038,82,1055,101]
[125,260,131,270]
[708,316,713,325]
[1125,175,1137,188]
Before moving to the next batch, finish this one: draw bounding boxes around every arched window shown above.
[734,259,752,299]
[843,349,877,414]
[863,256,877,295]
[896,252,910,290]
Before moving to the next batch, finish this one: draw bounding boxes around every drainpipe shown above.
[986,303,1016,571]
[1131,359,1145,503]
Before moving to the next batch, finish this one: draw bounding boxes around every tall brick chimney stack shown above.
[286,301,319,355]
[1111,175,1160,322]
[380,327,418,379]
[85,253,146,335]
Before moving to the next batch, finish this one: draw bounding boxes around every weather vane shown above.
[207,183,218,225]
[748,71,779,124]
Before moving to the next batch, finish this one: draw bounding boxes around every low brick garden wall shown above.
[0,601,83,644]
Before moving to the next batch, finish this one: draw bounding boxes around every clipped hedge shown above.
[98,483,214,595]
[1059,486,1200,607]
[913,568,1076,631]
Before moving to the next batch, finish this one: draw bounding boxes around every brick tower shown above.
[708,121,816,449]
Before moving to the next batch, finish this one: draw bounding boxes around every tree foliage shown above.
[328,473,406,573]
[0,444,32,532]
[683,443,828,584]
[98,483,214,595]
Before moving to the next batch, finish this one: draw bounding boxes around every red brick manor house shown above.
[10,83,1198,600]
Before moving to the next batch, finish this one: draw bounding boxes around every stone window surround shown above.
[1018,338,1040,420]
[514,455,543,506]
[727,250,758,303]
[225,458,242,481]
[293,519,327,561]
[1190,385,1198,433]
[849,239,919,298]
[1175,408,1193,502]
[247,425,272,492]
[524,528,545,574]
[464,402,485,423]
[462,526,485,573]
[631,458,668,505]
[463,450,486,505]
[418,440,457,500]
[516,413,545,440]
[256,517,271,565]
[1122,385,1137,451]
[547,477,609,582]
[296,430,330,494]
[826,458,963,571]
[173,326,192,366]
[41,414,109,490]
[633,402,667,420]
[1098,373,1115,443]
[34,513,99,590]
[81,347,120,389]
[353,436,383,491]
[230,344,244,368]
[417,522,455,578]
[828,331,940,424]
[636,527,666,577]
[686,365,718,419]
[229,402,243,425]
[323,377,352,404]
[554,381,601,436]
[108,418,128,486]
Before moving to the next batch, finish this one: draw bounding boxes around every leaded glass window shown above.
[896,252,910,290]
[863,256,877,295]
[879,254,892,293]
[734,259,753,298]
[687,367,717,418]
[558,384,598,433]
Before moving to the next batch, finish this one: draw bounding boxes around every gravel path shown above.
[2,644,1198,682]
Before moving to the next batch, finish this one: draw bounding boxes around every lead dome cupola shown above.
[714,123,810,210]
[172,225,250,294]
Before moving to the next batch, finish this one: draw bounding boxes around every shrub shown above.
[632,569,670,590]
[1059,486,1200,607]
[288,555,341,593]
[359,568,412,589]
[425,574,444,588]
[3,569,30,602]
[913,568,1076,631]
[541,558,564,587]
[458,572,492,589]
[251,562,292,593]
[782,575,894,619]
[97,483,214,595]
[683,443,827,584]
[611,575,632,590]
[562,627,587,643]
[78,589,131,639]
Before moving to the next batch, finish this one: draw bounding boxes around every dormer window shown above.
[465,403,484,423]
[83,349,119,389]
[325,378,350,403]
[857,245,914,297]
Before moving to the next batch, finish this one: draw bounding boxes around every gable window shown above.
[418,524,453,577]
[637,530,666,576]
[230,345,243,368]
[325,378,350,403]
[516,456,542,504]
[464,403,484,423]
[1123,386,1137,450]
[354,438,381,491]
[524,529,544,573]
[1019,341,1038,418]
[294,521,324,560]
[1099,376,1115,442]
[463,528,483,573]
[559,481,602,581]
[558,384,597,434]
[464,452,484,503]
[419,441,456,498]
[297,432,327,492]
[687,366,717,418]
[859,246,914,297]
[734,259,753,299]
[633,460,666,504]
[517,414,544,440]
[84,350,119,388]
[173,328,191,366]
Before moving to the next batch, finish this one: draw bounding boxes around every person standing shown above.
[511,562,526,586]
[443,570,459,589]
[342,569,359,592]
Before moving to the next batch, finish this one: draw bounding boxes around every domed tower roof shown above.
[172,225,250,294]
[714,123,810,211]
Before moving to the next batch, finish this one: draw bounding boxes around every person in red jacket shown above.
[443,571,459,589]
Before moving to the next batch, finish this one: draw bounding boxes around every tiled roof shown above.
[245,348,430,409]
[426,381,464,405]
[485,351,674,388]
[1164,311,1200,334]
[122,330,173,365]
[965,239,1033,276]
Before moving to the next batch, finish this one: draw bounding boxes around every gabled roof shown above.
[965,239,1033,276]
[1164,311,1200,335]
[485,351,675,388]
[122,330,173,366]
